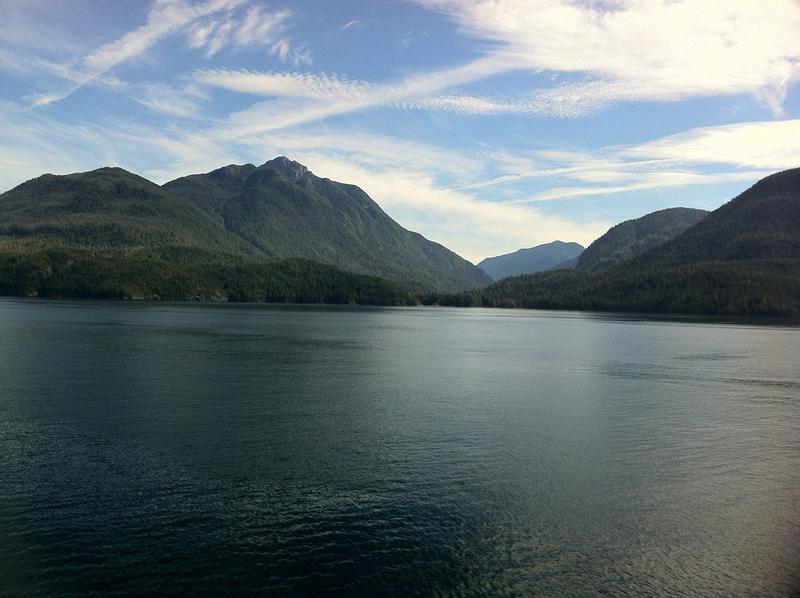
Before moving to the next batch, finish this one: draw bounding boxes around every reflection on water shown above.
[1,299,798,596]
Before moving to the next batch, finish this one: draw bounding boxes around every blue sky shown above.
[2,0,799,262]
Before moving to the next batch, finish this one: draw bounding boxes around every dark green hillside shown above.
[429,259,800,316]
[0,159,490,300]
[577,207,708,271]
[628,169,800,267]
[0,167,257,258]
[426,169,800,316]
[478,240,584,280]
[0,249,416,305]
[165,157,491,293]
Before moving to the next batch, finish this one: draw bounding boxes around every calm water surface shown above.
[1,299,798,596]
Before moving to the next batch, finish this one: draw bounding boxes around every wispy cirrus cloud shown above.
[193,69,370,100]
[187,4,310,65]
[20,0,309,109]
[28,0,246,107]
[523,170,771,203]
[191,54,524,132]
[480,119,800,203]
[189,0,800,124]
[340,19,364,31]
[131,83,206,118]
[418,0,800,115]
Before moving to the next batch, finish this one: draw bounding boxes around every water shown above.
[1,299,798,596]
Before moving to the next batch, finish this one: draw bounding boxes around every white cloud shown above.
[188,4,299,60]
[192,54,522,133]
[84,0,244,71]
[132,83,204,118]
[626,119,800,170]
[340,19,364,31]
[418,0,800,114]
[524,170,771,203]
[404,89,616,118]
[29,0,245,107]
[464,119,800,201]
[193,69,371,100]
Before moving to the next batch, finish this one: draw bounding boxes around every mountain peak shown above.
[261,156,310,182]
[207,163,256,186]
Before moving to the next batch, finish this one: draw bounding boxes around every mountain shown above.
[425,169,800,316]
[0,159,491,300]
[164,157,491,293]
[478,240,584,280]
[626,169,800,266]
[0,167,257,258]
[576,207,709,271]
[0,166,415,303]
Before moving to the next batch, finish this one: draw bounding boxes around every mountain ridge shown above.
[478,240,585,280]
[163,158,491,293]
[424,168,800,317]
[576,207,709,272]
[0,159,490,296]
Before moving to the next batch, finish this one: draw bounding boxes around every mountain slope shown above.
[628,169,800,267]
[164,157,491,293]
[478,240,584,280]
[577,207,709,271]
[0,249,416,304]
[0,167,257,258]
[426,169,800,316]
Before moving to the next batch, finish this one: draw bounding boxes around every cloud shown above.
[193,69,370,100]
[84,0,244,71]
[403,88,614,118]
[523,170,771,203]
[340,19,364,31]
[625,119,800,170]
[297,156,612,262]
[191,1,800,125]
[30,0,245,107]
[192,54,522,133]
[132,83,205,118]
[459,118,800,206]
[418,0,800,114]
[187,4,305,62]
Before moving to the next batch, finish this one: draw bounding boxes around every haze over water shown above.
[1,299,798,596]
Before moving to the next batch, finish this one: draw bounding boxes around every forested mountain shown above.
[425,169,800,316]
[164,157,491,292]
[0,159,491,301]
[478,240,584,280]
[576,208,709,271]
[0,250,416,304]
[625,169,800,266]
[0,167,257,258]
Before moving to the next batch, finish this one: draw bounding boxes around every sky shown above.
[1,0,800,263]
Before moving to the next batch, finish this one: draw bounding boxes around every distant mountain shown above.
[164,157,491,293]
[576,207,709,271]
[425,169,800,316]
[0,158,491,300]
[478,240,584,280]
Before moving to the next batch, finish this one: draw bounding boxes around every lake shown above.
[1,299,798,596]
